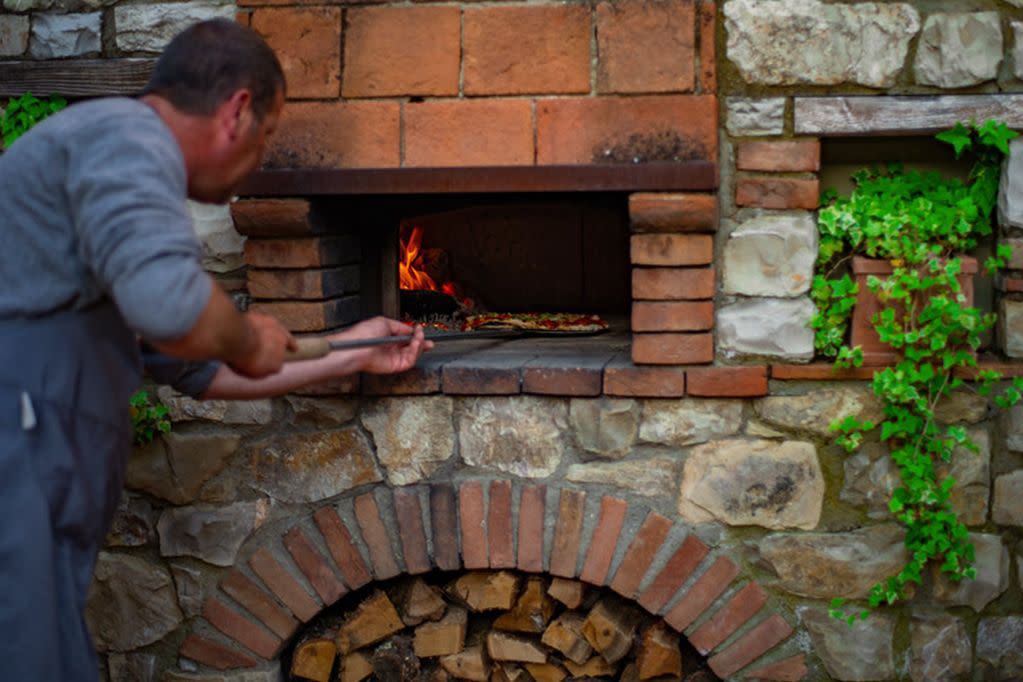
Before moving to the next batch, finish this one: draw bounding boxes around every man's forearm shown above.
[201,351,366,399]
[151,282,256,362]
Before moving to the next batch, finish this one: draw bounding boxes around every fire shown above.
[399,225,439,291]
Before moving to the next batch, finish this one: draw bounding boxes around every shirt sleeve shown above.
[66,116,212,342]
[140,344,222,398]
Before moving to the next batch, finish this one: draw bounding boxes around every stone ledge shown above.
[794,94,1023,136]
[772,359,1023,381]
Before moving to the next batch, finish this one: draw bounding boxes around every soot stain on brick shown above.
[592,131,708,164]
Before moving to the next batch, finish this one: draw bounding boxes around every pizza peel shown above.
[285,328,520,361]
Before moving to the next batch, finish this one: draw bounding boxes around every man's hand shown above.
[330,317,433,374]
[228,312,296,378]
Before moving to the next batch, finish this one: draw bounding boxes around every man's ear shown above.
[222,89,254,141]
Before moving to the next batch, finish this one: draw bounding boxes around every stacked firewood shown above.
[286,570,717,682]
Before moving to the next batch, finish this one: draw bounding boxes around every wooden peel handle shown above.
[285,337,332,362]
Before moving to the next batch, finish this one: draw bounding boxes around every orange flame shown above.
[399,226,439,291]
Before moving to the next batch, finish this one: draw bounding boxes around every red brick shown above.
[362,368,441,395]
[248,548,320,622]
[392,488,430,575]
[632,301,714,332]
[1002,277,1023,293]
[517,485,547,573]
[343,7,459,97]
[689,583,768,654]
[248,267,360,300]
[550,489,586,578]
[244,235,359,269]
[580,497,628,586]
[488,480,515,569]
[430,483,461,571]
[235,10,251,26]
[522,363,604,397]
[633,267,715,300]
[405,100,533,167]
[264,101,400,169]
[459,481,488,570]
[610,512,672,598]
[283,527,346,605]
[464,6,590,95]
[736,176,820,210]
[708,614,794,679]
[631,234,713,266]
[220,570,298,641]
[637,534,710,613]
[955,360,1023,380]
[736,140,821,173]
[353,492,401,580]
[698,0,716,93]
[537,95,718,165]
[442,365,521,395]
[251,8,340,99]
[248,298,360,333]
[770,363,877,381]
[744,653,809,681]
[632,333,714,365]
[312,507,372,591]
[663,556,740,631]
[630,192,717,232]
[203,597,282,659]
[180,635,258,670]
[596,0,695,94]
[603,354,686,397]
[231,199,327,237]
[687,366,768,397]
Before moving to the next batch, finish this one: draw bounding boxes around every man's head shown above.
[142,19,286,203]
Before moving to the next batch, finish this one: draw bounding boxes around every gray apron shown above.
[0,302,141,681]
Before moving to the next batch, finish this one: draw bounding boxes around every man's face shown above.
[190,89,284,204]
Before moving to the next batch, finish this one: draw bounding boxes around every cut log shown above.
[335,591,405,654]
[636,623,682,679]
[290,638,336,682]
[440,644,490,681]
[563,655,618,678]
[547,578,586,609]
[371,635,420,681]
[581,598,643,664]
[426,666,452,682]
[415,607,468,658]
[491,663,529,682]
[395,578,448,626]
[486,631,548,664]
[523,662,568,682]
[493,577,555,633]
[339,651,373,682]
[541,613,593,665]
[449,571,521,612]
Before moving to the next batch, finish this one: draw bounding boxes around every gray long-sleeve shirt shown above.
[0,97,219,396]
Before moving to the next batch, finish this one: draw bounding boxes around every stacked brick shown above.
[232,199,362,333]
[179,481,804,679]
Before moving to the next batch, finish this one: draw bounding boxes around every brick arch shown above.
[177,481,807,680]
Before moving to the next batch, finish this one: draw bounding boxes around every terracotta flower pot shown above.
[850,255,979,366]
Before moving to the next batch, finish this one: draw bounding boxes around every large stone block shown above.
[977,617,1023,677]
[638,399,743,447]
[999,299,1023,358]
[755,387,884,438]
[565,458,677,498]
[0,15,29,56]
[361,397,455,486]
[801,608,895,681]
[754,525,908,599]
[935,428,991,526]
[156,387,271,425]
[189,201,245,274]
[459,397,567,478]
[725,97,785,137]
[679,439,823,529]
[716,297,815,361]
[909,612,971,682]
[29,12,100,58]
[840,442,900,520]
[999,137,1023,233]
[569,398,640,459]
[163,667,282,682]
[932,533,1009,612]
[914,12,1003,88]
[724,0,919,87]
[157,501,266,567]
[245,429,382,503]
[722,212,817,297]
[993,470,1023,526]
[1004,403,1023,452]
[1015,22,1023,81]
[126,432,241,505]
[115,2,235,53]
[86,552,183,652]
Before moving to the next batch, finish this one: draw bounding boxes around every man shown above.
[0,18,429,680]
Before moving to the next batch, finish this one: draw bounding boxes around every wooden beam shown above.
[794,94,1023,136]
[0,59,156,97]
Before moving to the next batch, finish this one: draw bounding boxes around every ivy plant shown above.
[0,92,67,149]
[129,390,171,446]
[813,120,1023,622]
